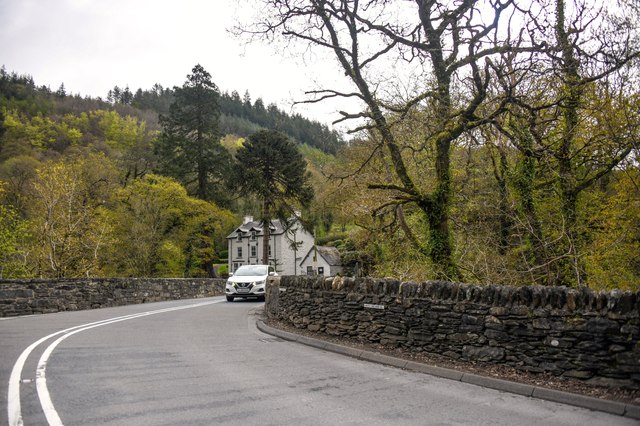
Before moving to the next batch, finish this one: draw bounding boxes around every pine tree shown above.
[121,86,133,105]
[55,83,66,98]
[155,64,231,204]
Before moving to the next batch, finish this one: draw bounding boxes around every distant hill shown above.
[0,67,345,155]
[110,81,345,155]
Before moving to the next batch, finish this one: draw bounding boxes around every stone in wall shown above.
[265,275,640,386]
[0,278,226,317]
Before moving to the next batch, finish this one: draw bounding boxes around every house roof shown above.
[300,246,342,266]
[226,219,285,239]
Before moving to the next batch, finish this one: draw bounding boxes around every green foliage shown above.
[235,130,314,209]
[1,109,68,158]
[131,84,174,114]
[218,91,344,155]
[298,144,334,168]
[0,67,54,116]
[217,263,229,277]
[155,241,186,278]
[0,182,30,277]
[27,153,118,277]
[104,174,235,277]
[584,173,640,291]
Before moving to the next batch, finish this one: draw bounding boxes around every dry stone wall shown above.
[266,276,640,386]
[0,278,226,317]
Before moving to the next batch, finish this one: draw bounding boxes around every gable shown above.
[299,246,342,267]
[227,219,286,239]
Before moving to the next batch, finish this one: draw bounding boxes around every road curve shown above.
[1,297,635,425]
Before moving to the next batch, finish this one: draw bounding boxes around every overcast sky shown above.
[0,0,350,127]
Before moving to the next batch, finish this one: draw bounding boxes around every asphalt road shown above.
[1,297,636,425]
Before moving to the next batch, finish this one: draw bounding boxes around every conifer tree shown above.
[156,64,231,204]
[55,83,66,98]
[235,130,313,265]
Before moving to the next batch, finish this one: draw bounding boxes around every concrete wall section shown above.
[0,278,226,317]
[266,276,640,386]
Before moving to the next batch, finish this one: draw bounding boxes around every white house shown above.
[299,245,343,277]
[227,215,315,275]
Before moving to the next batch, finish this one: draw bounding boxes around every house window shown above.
[237,247,242,258]
[318,267,324,275]
[307,266,314,276]
[250,245,257,257]
[251,231,256,241]
[236,233,242,241]
[269,244,272,256]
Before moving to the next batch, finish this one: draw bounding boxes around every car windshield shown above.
[234,265,268,276]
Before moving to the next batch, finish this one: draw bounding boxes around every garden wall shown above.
[0,278,226,317]
[265,276,640,385]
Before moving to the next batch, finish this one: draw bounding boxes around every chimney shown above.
[243,215,254,224]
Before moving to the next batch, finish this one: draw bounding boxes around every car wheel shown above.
[226,295,234,302]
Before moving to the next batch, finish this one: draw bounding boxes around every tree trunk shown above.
[262,198,271,266]
[555,0,584,286]
[489,141,510,256]
[515,142,550,285]
[424,136,459,279]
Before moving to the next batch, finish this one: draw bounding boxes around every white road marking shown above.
[7,299,223,426]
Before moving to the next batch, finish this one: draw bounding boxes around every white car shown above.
[225,264,277,302]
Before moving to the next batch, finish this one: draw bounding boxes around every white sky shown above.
[0,0,350,128]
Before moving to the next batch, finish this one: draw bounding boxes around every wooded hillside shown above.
[0,66,336,279]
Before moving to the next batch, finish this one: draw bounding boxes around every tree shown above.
[121,86,133,105]
[235,130,314,265]
[242,90,252,110]
[236,0,526,279]
[105,174,235,277]
[156,64,231,205]
[28,154,117,277]
[107,86,121,104]
[491,0,640,286]
[106,174,188,276]
[91,110,155,186]
[55,83,66,98]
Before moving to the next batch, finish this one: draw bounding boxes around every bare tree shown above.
[492,0,640,286]
[236,0,531,279]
